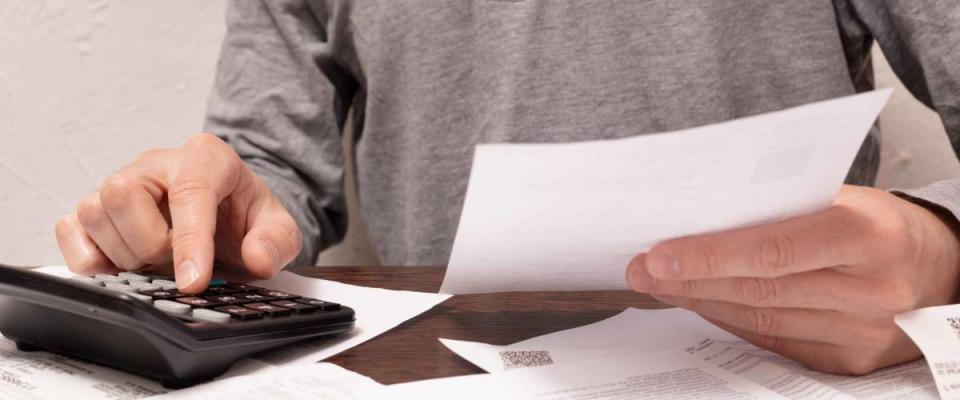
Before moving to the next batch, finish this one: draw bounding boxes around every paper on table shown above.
[895,304,960,400]
[149,362,383,400]
[377,349,786,399]
[246,269,451,365]
[441,308,937,399]
[443,89,892,294]
[0,266,449,399]
[0,334,273,400]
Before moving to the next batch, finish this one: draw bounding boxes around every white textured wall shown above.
[0,1,957,267]
[0,0,227,266]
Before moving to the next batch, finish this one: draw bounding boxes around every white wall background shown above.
[1,0,957,267]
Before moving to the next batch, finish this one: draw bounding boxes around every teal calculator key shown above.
[209,279,227,287]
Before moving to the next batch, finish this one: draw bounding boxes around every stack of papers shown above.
[438,308,938,399]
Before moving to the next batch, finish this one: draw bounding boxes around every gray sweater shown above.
[205,0,960,267]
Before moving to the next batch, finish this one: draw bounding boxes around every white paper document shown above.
[245,269,451,366]
[441,308,938,399]
[0,266,449,400]
[150,363,383,400]
[0,335,171,400]
[443,89,893,293]
[379,350,785,399]
[895,304,960,400]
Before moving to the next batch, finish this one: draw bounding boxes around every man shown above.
[55,1,960,375]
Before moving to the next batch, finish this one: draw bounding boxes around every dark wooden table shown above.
[289,266,668,385]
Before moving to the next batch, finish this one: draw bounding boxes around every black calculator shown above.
[0,264,355,388]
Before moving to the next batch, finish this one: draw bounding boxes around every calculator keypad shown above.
[80,272,341,324]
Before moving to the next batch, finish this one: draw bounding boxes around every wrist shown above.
[895,192,960,305]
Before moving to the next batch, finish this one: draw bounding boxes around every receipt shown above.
[896,304,960,400]
[443,308,938,399]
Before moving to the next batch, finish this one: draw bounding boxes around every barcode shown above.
[499,350,554,370]
[948,317,960,339]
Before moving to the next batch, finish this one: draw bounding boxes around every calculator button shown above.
[151,279,178,290]
[105,283,139,293]
[191,308,231,323]
[95,274,126,284]
[132,283,161,292]
[118,272,150,282]
[203,286,239,295]
[214,305,264,320]
[175,297,222,308]
[227,283,263,291]
[154,300,190,315]
[243,303,293,317]
[259,290,299,300]
[295,298,340,311]
[126,293,152,302]
[204,295,245,304]
[269,300,317,314]
[234,293,274,302]
[70,276,103,286]
[142,289,183,300]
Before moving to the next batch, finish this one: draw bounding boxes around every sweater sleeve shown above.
[837,0,960,225]
[203,0,358,266]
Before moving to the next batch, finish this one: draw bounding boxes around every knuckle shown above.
[870,327,905,351]
[168,178,212,205]
[99,174,135,209]
[55,215,74,241]
[676,279,698,297]
[186,133,226,150]
[879,281,920,314]
[736,278,780,307]
[691,244,721,278]
[75,195,104,226]
[743,307,778,336]
[170,228,205,252]
[754,234,796,275]
[750,332,782,351]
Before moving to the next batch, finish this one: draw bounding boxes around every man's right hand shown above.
[56,134,302,294]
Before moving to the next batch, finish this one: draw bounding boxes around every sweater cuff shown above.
[892,180,960,234]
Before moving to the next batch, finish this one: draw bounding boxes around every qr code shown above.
[499,350,554,370]
[949,317,960,339]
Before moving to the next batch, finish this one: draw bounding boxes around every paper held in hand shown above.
[442,89,893,294]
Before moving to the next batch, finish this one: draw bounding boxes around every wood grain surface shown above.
[288,266,668,385]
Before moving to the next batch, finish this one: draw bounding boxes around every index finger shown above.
[641,205,871,280]
[168,134,251,293]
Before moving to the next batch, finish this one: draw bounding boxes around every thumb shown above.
[240,195,302,279]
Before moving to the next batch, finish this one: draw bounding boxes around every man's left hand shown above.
[626,185,960,375]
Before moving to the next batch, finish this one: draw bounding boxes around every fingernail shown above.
[628,264,656,291]
[647,253,680,279]
[177,259,200,289]
[260,239,280,267]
